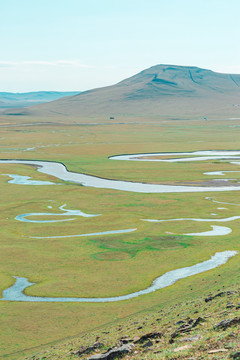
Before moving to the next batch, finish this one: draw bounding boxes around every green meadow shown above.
[0,118,240,359]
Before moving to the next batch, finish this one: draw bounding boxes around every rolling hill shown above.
[0,91,80,109]
[2,65,240,118]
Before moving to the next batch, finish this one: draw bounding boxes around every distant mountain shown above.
[0,91,80,109]
[2,65,240,117]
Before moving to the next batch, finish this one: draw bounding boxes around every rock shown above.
[193,317,204,326]
[205,291,226,302]
[170,317,204,342]
[133,336,140,342]
[142,339,153,348]
[219,310,228,315]
[119,337,132,344]
[75,342,104,356]
[205,290,236,302]
[173,344,192,352]
[227,302,234,308]
[175,320,185,325]
[134,331,162,343]
[231,351,240,359]
[116,336,133,346]
[105,347,114,353]
[87,343,134,360]
[208,349,228,354]
[214,317,240,330]
[179,335,201,342]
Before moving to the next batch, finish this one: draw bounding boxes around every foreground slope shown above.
[3,65,240,118]
[23,287,240,360]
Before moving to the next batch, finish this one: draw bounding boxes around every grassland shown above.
[0,117,240,359]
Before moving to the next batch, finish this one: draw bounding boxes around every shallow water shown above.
[142,215,240,223]
[204,171,240,176]
[206,196,240,207]
[184,225,232,236]
[1,251,236,302]
[2,174,55,185]
[1,152,240,193]
[15,204,101,223]
[109,150,240,162]
[30,228,137,239]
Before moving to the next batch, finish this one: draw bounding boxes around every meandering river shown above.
[1,150,240,193]
[0,151,239,302]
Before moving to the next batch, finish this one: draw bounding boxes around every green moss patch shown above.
[91,235,192,260]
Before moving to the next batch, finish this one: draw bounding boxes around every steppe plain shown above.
[0,114,240,359]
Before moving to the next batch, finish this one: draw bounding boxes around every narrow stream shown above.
[1,251,236,302]
[15,204,100,223]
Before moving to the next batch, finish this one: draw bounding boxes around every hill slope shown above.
[3,65,240,118]
[22,287,240,360]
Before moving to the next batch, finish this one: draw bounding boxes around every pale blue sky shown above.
[1,0,240,91]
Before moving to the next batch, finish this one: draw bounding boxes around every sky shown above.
[1,0,240,92]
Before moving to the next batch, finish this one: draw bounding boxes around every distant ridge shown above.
[2,65,240,117]
[0,91,80,109]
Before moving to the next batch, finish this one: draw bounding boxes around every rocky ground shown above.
[24,288,240,360]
